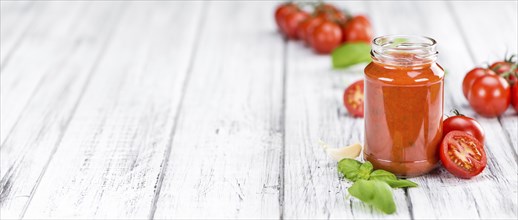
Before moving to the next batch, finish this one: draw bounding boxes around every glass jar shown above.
[364,35,444,177]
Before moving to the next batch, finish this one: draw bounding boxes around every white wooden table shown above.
[1,1,517,219]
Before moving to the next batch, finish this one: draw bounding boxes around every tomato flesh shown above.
[343,80,364,117]
[440,131,486,179]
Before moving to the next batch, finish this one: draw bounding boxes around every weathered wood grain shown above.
[0,1,39,66]
[368,1,517,219]
[20,2,203,219]
[152,1,284,219]
[283,1,411,219]
[0,1,87,144]
[0,2,123,219]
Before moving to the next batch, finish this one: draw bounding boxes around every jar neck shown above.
[371,35,438,67]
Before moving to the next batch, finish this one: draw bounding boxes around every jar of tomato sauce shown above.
[364,35,444,177]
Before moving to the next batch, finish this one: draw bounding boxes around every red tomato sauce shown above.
[364,49,444,177]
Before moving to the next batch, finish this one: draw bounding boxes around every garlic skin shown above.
[319,141,362,161]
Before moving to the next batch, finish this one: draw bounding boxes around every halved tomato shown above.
[343,80,364,117]
[440,131,487,179]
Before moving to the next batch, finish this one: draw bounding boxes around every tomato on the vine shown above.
[343,80,364,117]
[304,16,326,46]
[280,10,309,39]
[311,20,342,54]
[342,15,373,43]
[440,131,486,179]
[462,67,496,98]
[467,75,510,117]
[275,3,298,31]
[443,110,485,143]
[314,3,347,24]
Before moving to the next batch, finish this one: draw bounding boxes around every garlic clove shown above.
[319,140,362,161]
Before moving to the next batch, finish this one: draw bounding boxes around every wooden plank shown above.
[0,1,88,144]
[20,2,204,219]
[0,2,124,219]
[283,1,411,219]
[152,1,284,218]
[0,1,40,66]
[368,1,517,219]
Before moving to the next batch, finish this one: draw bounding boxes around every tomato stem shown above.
[450,109,464,117]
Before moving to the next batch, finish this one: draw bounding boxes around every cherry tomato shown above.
[443,110,485,143]
[462,68,496,98]
[304,16,326,46]
[440,131,486,179]
[342,15,373,43]
[280,10,309,39]
[311,21,342,54]
[275,3,298,31]
[467,75,510,117]
[296,17,314,43]
[511,83,518,113]
[343,80,364,117]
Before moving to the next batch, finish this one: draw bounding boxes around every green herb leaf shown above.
[369,169,397,181]
[331,42,371,69]
[357,161,373,180]
[338,158,362,181]
[369,170,418,188]
[348,180,396,214]
[384,179,418,188]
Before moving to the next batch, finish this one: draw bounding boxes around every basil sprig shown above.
[337,159,418,214]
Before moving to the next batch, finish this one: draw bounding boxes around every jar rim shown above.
[371,35,438,66]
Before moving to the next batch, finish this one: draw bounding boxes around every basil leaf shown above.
[331,42,371,69]
[384,179,418,188]
[348,180,396,214]
[369,169,397,181]
[357,161,373,180]
[338,158,362,181]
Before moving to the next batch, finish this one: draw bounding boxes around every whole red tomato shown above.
[275,3,298,31]
[511,82,518,113]
[440,131,486,179]
[311,21,342,54]
[342,15,373,43]
[343,80,364,117]
[443,110,485,143]
[462,67,496,98]
[280,10,309,39]
[467,75,510,117]
[304,16,326,46]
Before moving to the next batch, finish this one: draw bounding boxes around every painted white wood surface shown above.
[1,2,123,218]
[21,2,203,219]
[153,2,284,218]
[0,1,517,219]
